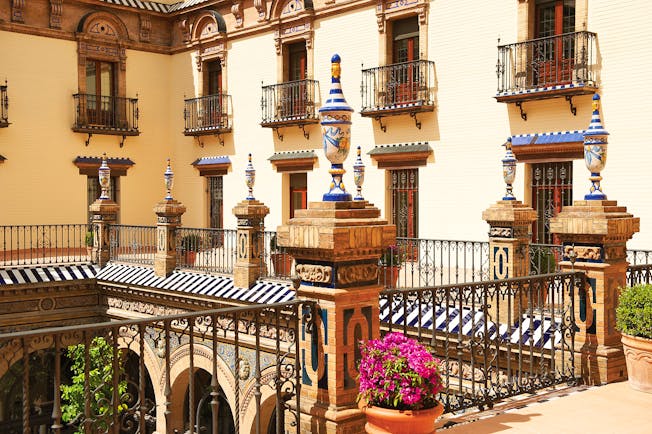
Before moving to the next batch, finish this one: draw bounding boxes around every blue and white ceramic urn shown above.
[245,153,256,200]
[164,158,174,200]
[583,94,608,200]
[319,54,354,201]
[502,138,516,200]
[353,146,365,201]
[98,153,111,200]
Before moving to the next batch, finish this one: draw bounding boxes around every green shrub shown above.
[530,248,557,274]
[616,284,652,339]
[84,230,94,247]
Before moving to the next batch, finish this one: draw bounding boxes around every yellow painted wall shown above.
[0,31,174,226]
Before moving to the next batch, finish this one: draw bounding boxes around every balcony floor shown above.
[438,380,652,433]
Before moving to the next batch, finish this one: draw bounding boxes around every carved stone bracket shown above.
[140,14,152,42]
[11,0,25,23]
[49,0,63,29]
[232,0,244,28]
[254,0,267,21]
[179,18,191,43]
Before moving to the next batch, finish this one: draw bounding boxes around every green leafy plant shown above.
[270,234,280,252]
[379,245,406,267]
[84,230,94,247]
[530,248,557,274]
[616,284,652,339]
[61,336,128,433]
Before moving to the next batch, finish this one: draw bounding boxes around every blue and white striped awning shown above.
[496,83,593,98]
[0,264,99,286]
[511,130,585,146]
[379,298,561,349]
[97,263,295,304]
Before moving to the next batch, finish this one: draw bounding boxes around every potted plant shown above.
[270,234,293,277]
[358,333,444,434]
[616,284,652,393]
[379,245,406,288]
[180,234,202,266]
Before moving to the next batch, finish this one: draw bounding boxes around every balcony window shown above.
[184,94,232,136]
[496,0,597,103]
[73,93,139,137]
[361,16,435,126]
[360,60,435,116]
[260,79,319,128]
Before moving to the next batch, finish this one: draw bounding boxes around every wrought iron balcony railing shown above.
[184,93,232,135]
[496,31,598,98]
[360,60,436,115]
[0,299,315,433]
[0,82,8,127]
[73,93,139,135]
[0,224,91,266]
[260,79,319,127]
[381,271,584,413]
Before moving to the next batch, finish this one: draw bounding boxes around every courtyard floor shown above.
[437,380,652,433]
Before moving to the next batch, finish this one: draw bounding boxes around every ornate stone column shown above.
[232,154,269,288]
[482,140,537,319]
[153,160,186,277]
[277,55,395,434]
[551,95,640,385]
[89,154,119,266]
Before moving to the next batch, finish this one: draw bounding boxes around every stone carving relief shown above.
[89,20,118,37]
[489,227,513,238]
[564,245,602,261]
[337,264,378,285]
[107,297,186,317]
[376,0,428,33]
[295,264,333,283]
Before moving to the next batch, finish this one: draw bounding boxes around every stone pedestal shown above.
[232,199,269,288]
[550,200,639,385]
[482,200,537,320]
[89,198,119,266]
[277,200,394,434]
[153,199,186,277]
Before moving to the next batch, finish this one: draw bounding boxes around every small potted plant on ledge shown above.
[358,333,444,434]
[379,245,406,288]
[270,234,293,277]
[616,284,652,393]
[180,234,202,266]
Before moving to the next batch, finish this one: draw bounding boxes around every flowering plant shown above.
[379,244,406,267]
[357,333,443,411]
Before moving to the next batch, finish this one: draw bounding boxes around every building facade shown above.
[1,0,651,244]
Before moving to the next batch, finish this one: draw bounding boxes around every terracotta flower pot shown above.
[361,403,444,434]
[622,333,652,393]
[379,265,400,288]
